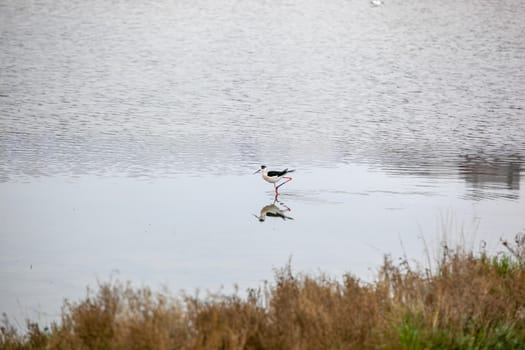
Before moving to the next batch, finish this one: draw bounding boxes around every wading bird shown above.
[253,165,295,194]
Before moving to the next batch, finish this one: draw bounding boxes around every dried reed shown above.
[2,235,524,349]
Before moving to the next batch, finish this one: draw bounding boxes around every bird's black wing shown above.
[268,168,293,177]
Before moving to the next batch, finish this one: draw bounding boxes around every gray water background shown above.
[1,0,525,325]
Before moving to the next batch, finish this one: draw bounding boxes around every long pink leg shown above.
[276,176,292,189]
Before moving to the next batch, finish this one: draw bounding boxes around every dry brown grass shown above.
[2,235,525,350]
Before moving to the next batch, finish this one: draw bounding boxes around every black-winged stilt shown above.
[253,165,295,193]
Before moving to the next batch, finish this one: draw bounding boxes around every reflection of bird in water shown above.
[255,200,293,222]
[370,0,383,6]
[253,165,295,195]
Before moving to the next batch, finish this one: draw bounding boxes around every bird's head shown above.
[253,165,266,174]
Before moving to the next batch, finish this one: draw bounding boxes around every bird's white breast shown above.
[262,173,280,183]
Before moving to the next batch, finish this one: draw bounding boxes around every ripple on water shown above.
[0,0,524,186]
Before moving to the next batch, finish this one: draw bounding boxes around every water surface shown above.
[1,0,525,325]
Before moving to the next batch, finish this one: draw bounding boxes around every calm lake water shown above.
[1,0,525,325]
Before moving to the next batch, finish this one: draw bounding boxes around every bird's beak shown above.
[253,169,261,174]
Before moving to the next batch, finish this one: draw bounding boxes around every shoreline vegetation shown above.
[2,235,524,350]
